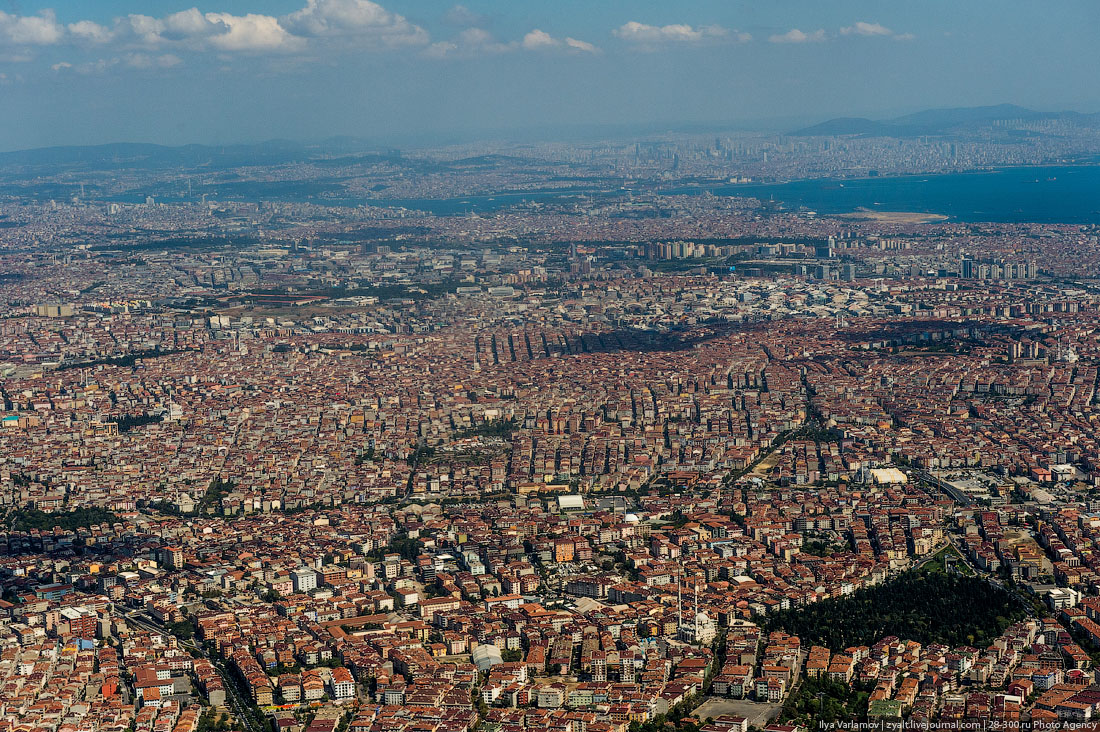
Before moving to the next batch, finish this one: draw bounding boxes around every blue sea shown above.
[696,164,1100,224]
[370,164,1100,223]
[114,162,1100,223]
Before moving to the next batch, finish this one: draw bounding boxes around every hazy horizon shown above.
[1,0,1098,151]
[6,102,1100,155]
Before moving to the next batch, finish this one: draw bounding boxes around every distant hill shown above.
[792,104,1100,137]
[790,117,897,137]
[889,103,1041,127]
[0,137,395,172]
[0,138,537,176]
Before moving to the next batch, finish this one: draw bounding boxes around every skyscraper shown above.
[961,258,974,279]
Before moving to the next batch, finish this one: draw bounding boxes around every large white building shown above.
[291,567,318,593]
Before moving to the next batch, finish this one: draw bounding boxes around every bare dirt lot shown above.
[692,697,782,727]
[836,208,949,224]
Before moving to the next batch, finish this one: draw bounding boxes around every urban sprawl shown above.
[3,128,1100,732]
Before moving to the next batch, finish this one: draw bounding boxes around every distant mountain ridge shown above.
[2,104,1098,171]
[791,103,1100,137]
[0,138,394,171]
[0,138,542,176]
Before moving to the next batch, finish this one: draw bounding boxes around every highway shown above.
[124,608,261,732]
[915,470,976,507]
[944,537,1040,619]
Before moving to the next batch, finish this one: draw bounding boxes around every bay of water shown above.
[698,164,1100,224]
[372,164,1100,222]
[115,163,1100,223]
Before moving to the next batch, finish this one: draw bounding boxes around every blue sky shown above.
[0,0,1097,150]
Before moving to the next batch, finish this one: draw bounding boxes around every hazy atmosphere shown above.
[1,0,1098,148]
[6,3,1100,732]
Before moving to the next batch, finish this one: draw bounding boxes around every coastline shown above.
[834,208,949,224]
[689,162,1100,224]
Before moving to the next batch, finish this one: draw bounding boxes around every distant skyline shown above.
[0,0,1098,151]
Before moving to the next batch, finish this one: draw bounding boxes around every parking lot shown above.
[692,697,783,728]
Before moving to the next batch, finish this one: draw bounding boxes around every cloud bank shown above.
[0,0,598,72]
[769,28,827,44]
[1,5,912,74]
[614,22,748,47]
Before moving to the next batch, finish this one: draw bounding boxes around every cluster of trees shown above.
[764,570,1026,650]
[147,476,237,518]
[364,536,422,562]
[801,539,849,557]
[252,279,464,303]
[626,693,704,732]
[9,506,118,532]
[453,417,518,439]
[196,476,236,516]
[115,413,162,432]
[195,707,233,732]
[55,348,184,371]
[90,235,259,253]
[922,546,974,577]
[166,620,194,640]
[782,676,871,726]
[791,424,845,443]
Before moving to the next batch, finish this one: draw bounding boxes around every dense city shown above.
[4,114,1100,732]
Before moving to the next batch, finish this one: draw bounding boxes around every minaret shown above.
[694,580,700,641]
[677,573,683,631]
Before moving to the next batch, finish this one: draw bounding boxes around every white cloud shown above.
[0,10,64,45]
[109,10,302,52]
[429,27,596,58]
[427,26,511,57]
[839,21,914,41]
[769,28,826,44]
[280,0,427,46]
[522,29,556,50]
[162,9,221,42]
[52,53,182,74]
[840,21,892,37]
[205,13,304,52]
[68,20,113,44]
[564,37,599,54]
[108,11,219,48]
[58,57,120,75]
[117,14,165,46]
[424,40,456,57]
[521,29,599,53]
[1,0,430,64]
[427,28,482,57]
[443,4,486,29]
[0,1,618,67]
[614,21,731,46]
